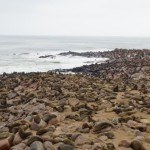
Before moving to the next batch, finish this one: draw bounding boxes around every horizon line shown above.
[0,34,150,38]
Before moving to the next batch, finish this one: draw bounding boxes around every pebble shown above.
[30,141,44,150]
[44,141,55,150]
[130,140,145,150]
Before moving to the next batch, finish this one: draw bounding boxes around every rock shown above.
[0,138,10,150]
[8,99,21,105]
[75,135,91,145]
[79,108,92,119]
[13,132,23,145]
[118,140,131,148]
[39,55,55,59]
[57,143,74,150]
[68,98,80,107]
[19,129,32,139]
[104,132,115,139]
[127,120,146,132]
[133,136,144,141]
[31,116,47,131]
[113,85,119,92]
[106,143,115,150]
[24,147,30,150]
[36,128,50,136]
[44,141,55,150]
[48,118,58,126]
[100,135,108,141]
[27,136,44,146]
[25,115,32,122]
[31,104,46,114]
[0,132,11,140]
[82,144,92,149]
[8,92,17,99]
[130,140,145,150]
[43,114,57,123]
[135,130,143,137]
[71,134,80,141]
[11,143,26,150]
[30,141,44,150]
[92,143,104,150]
[93,121,114,133]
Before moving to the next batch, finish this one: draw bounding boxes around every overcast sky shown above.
[0,0,150,36]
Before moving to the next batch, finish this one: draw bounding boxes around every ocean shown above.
[0,36,150,74]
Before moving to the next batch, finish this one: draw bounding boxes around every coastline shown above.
[0,49,150,149]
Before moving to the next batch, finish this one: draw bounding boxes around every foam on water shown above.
[1,36,150,74]
[0,50,108,74]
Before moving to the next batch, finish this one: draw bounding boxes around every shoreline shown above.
[0,49,150,150]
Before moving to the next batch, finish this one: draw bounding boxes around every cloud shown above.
[0,0,150,36]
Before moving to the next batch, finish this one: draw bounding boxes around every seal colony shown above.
[0,49,150,150]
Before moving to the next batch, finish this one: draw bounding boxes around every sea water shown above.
[0,36,150,74]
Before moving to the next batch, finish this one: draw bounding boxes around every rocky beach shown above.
[0,49,150,150]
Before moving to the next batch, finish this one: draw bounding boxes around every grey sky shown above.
[0,0,150,36]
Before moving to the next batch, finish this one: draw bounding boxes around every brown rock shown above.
[93,121,114,133]
[0,138,10,150]
[118,140,131,148]
[11,143,26,150]
[30,141,44,150]
[13,132,23,145]
[130,140,145,150]
[44,141,55,150]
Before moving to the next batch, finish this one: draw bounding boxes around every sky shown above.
[0,0,150,36]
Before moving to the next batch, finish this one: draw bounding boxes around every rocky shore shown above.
[0,49,150,150]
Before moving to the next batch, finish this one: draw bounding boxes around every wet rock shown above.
[39,55,55,59]
[30,141,44,150]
